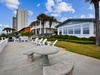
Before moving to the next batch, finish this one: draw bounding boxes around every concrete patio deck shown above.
[0,42,100,75]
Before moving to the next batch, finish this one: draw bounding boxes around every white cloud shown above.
[0,29,2,31]
[54,2,75,14]
[0,0,20,9]
[0,24,10,27]
[0,24,11,33]
[51,13,60,17]
[80,14,94,18]
[89,5,93,10]
[37,3,40,7]
[0,29,4,34]
[45,0,75,16]
[55,0,62,4]
[81,15,86,18]
[88,14,94,18]
[45,0,54,12]
[61,17,68,22]
[28,11,33,16]
[13,10,17,15]
[56,0,62,2]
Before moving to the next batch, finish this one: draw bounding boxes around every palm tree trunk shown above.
[49,25,51,37]
[49,22,52,37]
[39,20,42,34]
[42,22,45,34]
[7,31,8,35]
[94,1,100,46]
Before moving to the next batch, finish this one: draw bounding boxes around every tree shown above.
[29,20,39,34]
[20,32,33,37]
[37,13,48,34]
[47,16,57,36]
[30,21,36,28]
[86,0,100,46]
[11,28,15,33]
[2,27,12,34]
[35,20,40,26]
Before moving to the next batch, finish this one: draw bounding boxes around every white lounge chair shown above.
[52,40,58,46]
[47,40,58,46]
[32,38,38,44]
[39,38,47,45]
[36,38,43,45]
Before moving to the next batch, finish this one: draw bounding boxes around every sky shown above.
[0,0,99,34]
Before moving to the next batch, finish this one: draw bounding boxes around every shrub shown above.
[0,33,8,38]
[88,36,96,43]
[80,37,88,40]
[54,35,69,39]
[67,35,78,40]
[47,38,56,41]
[53,35,96,43]
[20,32,33,37]
[67,40,94,44]
[54,35,64,39]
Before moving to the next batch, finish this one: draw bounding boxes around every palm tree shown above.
[35,20,40,26]
[30,21,36,28]
[2,27,12,34]
[47,16,57,36]
[30,20,40,34]
[37,13,48,34]
[34,20,40,34]
[11,28,15,33]
[86,0,100,46]
[29,21,34,28]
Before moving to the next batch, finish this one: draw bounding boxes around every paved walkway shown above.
[0,42,100,75]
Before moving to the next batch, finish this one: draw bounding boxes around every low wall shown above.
[0,39,8,53]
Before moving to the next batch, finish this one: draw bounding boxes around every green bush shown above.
[66,40,94,44]
[67,35,78,40]
[54,35,64,39]
[47,38,56,41]
[20,32,33,37]
[0,33,8,38]
[54,35,69,39]
[54,35,79,40]
[80,37,88,40]
[88,36,96,43]
[52,35,95,44]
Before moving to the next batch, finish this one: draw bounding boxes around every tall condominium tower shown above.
[16,9,28,31]
[12,17,17,31]
[13,9,28,31]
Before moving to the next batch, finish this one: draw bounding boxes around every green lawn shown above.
[55,41,100,59]
[66,40,94,44]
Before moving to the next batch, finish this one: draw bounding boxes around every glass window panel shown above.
[68,27,73,34]
[74,26,81,34]
[83,24,89,34]
[63,27,67,34]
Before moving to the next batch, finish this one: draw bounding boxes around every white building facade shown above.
[13,9,28,31]
[56,18,96,38]
[31,21,59,34]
